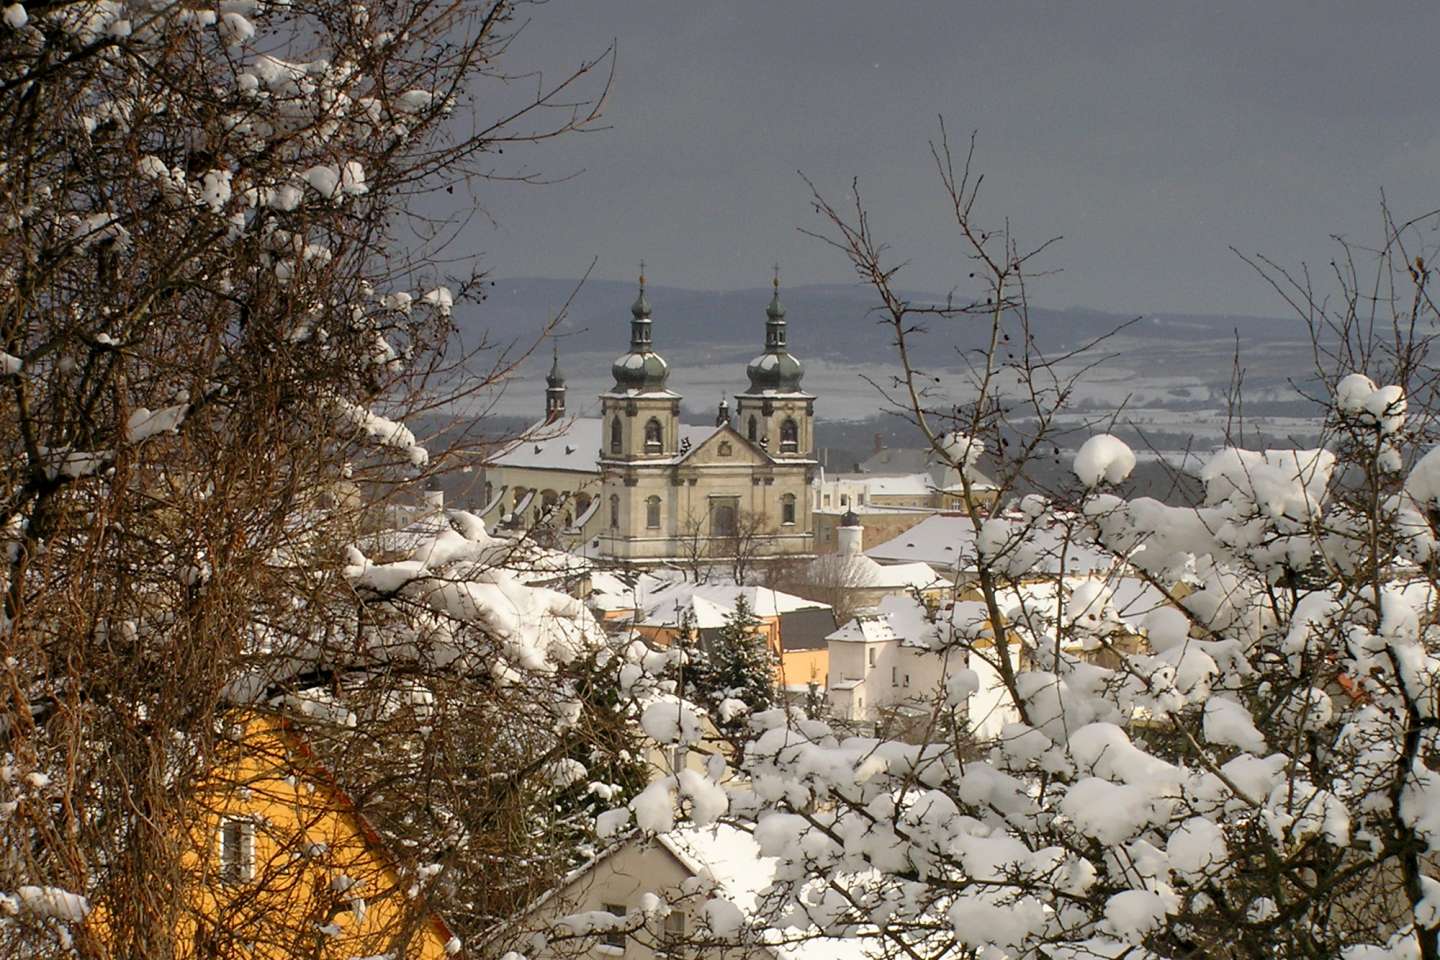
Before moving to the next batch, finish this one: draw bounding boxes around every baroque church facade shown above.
[479,276,816,566]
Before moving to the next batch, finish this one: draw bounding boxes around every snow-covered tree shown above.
[595,132,1440,960]
[0,0,610,955]
[684,596,777,740]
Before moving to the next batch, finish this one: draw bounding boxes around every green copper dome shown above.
[745,283,805,393]
[611,276,670,392]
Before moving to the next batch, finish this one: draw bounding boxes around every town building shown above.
[141,711,458,959]
[480,274,816,568]
[525,824,875,960]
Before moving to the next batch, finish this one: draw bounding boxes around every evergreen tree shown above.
[685,596,777,732]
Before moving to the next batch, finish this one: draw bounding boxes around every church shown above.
[478,275,817,567]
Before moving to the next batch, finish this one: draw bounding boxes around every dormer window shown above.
[610,417,622,455]
[644,418,663,453]
[780,418,798,453]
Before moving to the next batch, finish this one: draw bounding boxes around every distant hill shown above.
[457,277,1312,366]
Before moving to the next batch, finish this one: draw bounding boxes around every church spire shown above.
[629,262,653,351]
[610,263,670,394]
[765,263,788,351]
[545,342,566,422]
[744,264,804,394]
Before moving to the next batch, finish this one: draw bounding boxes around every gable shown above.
[677,424,770,467]
[175,712,455,959]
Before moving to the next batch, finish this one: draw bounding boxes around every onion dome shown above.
[745,270,805,393]
[610,269,670,393]
[840,509,861,527]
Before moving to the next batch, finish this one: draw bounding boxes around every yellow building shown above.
[148,712,457,959]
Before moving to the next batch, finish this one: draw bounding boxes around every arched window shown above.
[610,417,623,454]
[747,416,757,441]
[781,493,796,525]
[646,495,661,529]
[780,418,798,453]
[609,494,620,530]
[644,418,663,453]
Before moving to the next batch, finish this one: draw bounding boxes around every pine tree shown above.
[686,596,777,732]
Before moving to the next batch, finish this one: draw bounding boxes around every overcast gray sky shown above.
[452,1,1440,317]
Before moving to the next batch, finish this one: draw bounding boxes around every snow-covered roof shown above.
[813,504,933,517]
[659,825,878,960]
[861,473,932,497]
[807,552,943,592]
[587,571,677,613]
[865,513,1115,575]
[826,615,900,645]
[635,580,832,628]
[487,418,602,472]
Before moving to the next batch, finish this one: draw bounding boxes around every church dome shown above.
[611,350,670,391]
[745,284,805,393]
[745,350,804,393]
[611,275,670,393]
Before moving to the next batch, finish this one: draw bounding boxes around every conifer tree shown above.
[685,596,777,734]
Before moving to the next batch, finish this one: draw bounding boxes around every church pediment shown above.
[675,423,772,467]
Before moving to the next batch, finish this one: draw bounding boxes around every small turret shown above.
[545,344,566,422]
[716,395,730,427]
[838,509,862,556]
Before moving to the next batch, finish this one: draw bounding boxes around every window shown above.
[646,495,661,529]
[858,493,866,505]
[781,493,796,525]
[822,493,831,506]
[609,494,620,530]
[711,501,737,538]
[840,494,849,506]
[891,666,897,687]
[483,482,493,503]
[904,673,911,688]
[644,418,663,453]
[603,904,626,950]
[780,418,798,453]
[659,911,685,953]
[868,648,876,667]
[218,817,254,883]
[610,417,622,454]
[747,415,757,441]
